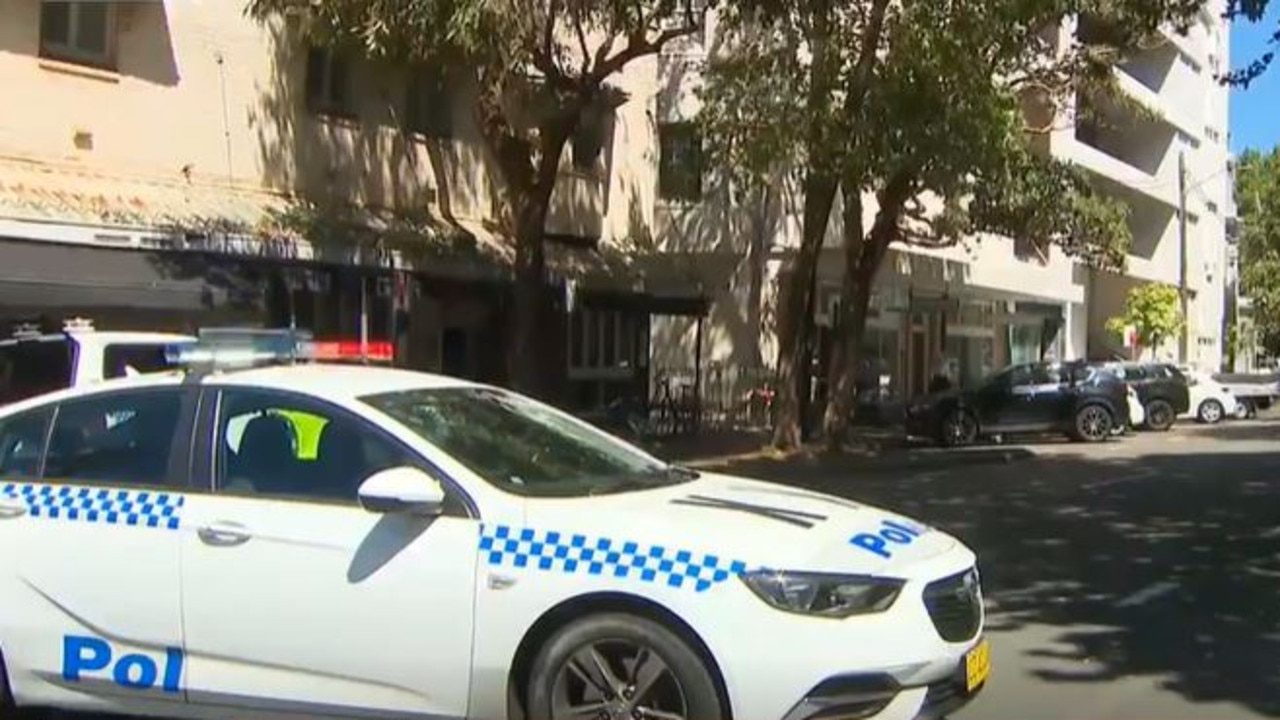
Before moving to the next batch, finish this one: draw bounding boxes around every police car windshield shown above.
[362,387,686,497]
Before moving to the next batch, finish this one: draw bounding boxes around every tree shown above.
[699,1,890,450]
[701,0,1199,450]
[1224,0,1278,87]
[1106,282,1185,359]
[246,0,708,398]
[1235,145,1280,354]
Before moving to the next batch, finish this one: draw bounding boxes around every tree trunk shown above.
[771,173,838,451]
[822,189,868,448]
[501,121,572,399]
[769,4,839,452]
[510,196,550,397]
[823,173,915,449]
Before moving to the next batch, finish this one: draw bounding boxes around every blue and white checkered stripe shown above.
[479,524,748,592]
[0,482,184,531]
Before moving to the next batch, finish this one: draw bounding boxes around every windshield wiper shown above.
[587,465,701,496]
[665,464,701,480]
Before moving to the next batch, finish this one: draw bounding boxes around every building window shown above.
[305,46,353,117]
[405,64,452,138]
[658,122,703,202]
[569,308,635,378]
[39,1,116,69]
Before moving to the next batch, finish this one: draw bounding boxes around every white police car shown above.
[0,318,194,407]
[0,330,988,720]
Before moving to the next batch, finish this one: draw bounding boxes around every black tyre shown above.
[1144,399,1175,431]
[939,409,979,447]
[1072,404,1113,442]
[1197,399,1225,425]
[526,613,723,720]
[1234,401,1251,420]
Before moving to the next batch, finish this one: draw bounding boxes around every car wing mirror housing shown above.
[357,466,446,517]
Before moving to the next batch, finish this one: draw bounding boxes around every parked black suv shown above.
[904,360,1129,446]
[1089,361,1190,431]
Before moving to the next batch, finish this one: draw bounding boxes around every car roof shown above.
[0,363,481,418]
[204,363,479,399]
[0,330,194,347]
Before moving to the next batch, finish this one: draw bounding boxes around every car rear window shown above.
[0,339,75,405]
[103,343,182,379]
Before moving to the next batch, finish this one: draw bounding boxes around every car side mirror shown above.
[357,466,446,517]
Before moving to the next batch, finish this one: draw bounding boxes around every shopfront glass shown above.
[859,325,899,395]
[945,333,996,389]
[1008,323,1043,365]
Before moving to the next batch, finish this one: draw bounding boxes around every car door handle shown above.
[0,497,27,519]
[197,521,252,547]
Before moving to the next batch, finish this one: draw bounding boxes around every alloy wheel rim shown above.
[1080,407,1108,440]
[550,640,689,720]
[1203,402,1222,422]
[947,414,974,443]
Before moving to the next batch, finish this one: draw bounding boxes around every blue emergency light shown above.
[163,328,315,370]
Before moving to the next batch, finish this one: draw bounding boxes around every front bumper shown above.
[780,649,988,720]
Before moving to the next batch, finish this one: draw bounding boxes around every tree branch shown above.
[591,25,698,82]
[571,2,591,77]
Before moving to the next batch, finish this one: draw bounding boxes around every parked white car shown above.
[0,329,989,720]
[1178,367,1239,424]
[0,318,193,406]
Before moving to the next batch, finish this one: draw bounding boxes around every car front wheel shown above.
[1072,404,1113,442]
[1144,400,1176,431]
[940,409,979,447]
[1197,399,1225,424]
[526,613,724,720]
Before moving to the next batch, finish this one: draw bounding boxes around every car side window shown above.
[43,389,184,486]
[1005,365,1035,389]
[0,408,53,479]
[215,389,414,503]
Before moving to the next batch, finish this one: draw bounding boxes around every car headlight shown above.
[738,569,904,618]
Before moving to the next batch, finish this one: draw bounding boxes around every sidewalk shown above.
[640,426,1038,478]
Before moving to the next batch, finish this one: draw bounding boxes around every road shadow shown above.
[730,447,1280,716]
[1197,417,1280,443]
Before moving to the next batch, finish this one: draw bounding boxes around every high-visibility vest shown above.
[275,409,328,460]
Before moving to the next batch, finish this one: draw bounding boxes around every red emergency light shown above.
[310,339,394,363]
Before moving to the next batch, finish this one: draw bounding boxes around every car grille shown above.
[922,568,982,642]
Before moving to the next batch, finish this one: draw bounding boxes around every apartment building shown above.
[633,4,1234,404]
[0,0,701,410]
[1058,5,1233,370]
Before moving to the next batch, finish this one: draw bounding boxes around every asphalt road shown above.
[737,417,1280,720]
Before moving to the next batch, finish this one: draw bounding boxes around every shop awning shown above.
[0,238,259,312]
[0,156,503,277]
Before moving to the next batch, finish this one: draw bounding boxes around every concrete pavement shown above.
[726,418,1280,719]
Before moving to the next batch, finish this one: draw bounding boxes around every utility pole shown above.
[1177,150,1190,363]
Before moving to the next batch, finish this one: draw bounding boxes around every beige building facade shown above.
[0,1,1234,419]
[0,0,701,412]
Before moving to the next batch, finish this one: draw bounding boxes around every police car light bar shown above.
[164,328,395,371]
[11,322,42,340]
[164,328,313,370]
[62,317,95,332]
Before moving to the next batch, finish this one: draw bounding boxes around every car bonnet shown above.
[513,472,960,583]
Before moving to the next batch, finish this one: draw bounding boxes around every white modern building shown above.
[1056,5,1233,370]
[635,3,1234,402]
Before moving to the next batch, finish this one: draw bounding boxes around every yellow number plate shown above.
[964,637,991,693]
